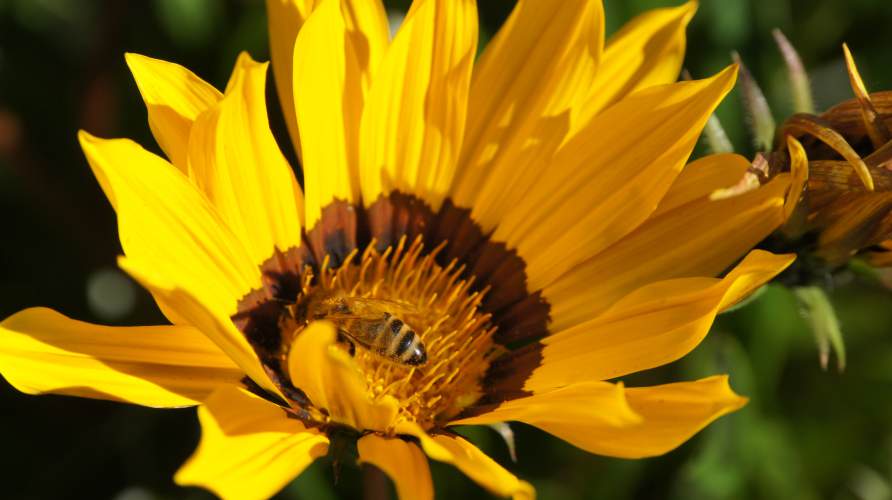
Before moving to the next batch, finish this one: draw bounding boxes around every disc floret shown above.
[288,237,498,430]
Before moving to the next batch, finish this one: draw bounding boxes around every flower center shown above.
[286,236,498,429]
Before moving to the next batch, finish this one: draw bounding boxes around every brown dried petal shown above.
[812,192,892,266]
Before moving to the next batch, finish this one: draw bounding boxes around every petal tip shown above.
[680,0,699,20]
[720,63,740,86]
[77,130,106,155]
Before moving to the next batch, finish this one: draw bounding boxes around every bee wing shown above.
[316,313,372,321]
[345,296,417,314]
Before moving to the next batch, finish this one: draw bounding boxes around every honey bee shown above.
[304,291,428,367]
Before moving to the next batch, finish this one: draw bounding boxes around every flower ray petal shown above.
[492,67,739,291]
[543,174,791,330]
[452,381,642,453]
[452,0,604,231]
[0,308,241,407]
[119,257,286,400]
[175,385,329,500]
[578,0,697,124]
[493,250,794,392]
[188,53,304,264]
[360,0,477,213]
[287,321,399,431]
[295,0,365,232]
[78,132,279,395]
[265,0,319,159]
[358,434,433,500]
[458,376,746,459]
[125,53,222,171]
[397,423,534,500]
[653,153,751,217]
[592,375,747,458]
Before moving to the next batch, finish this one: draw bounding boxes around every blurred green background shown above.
[2,0,892,499]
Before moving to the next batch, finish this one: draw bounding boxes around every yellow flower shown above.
[0,1,795,499]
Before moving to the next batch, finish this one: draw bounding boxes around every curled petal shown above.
[842,43,890,148]
[784,135,809,220]
[781,114,874,191]
[288,321,399,431]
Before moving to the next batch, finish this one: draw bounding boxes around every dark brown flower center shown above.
[232,193,551,429]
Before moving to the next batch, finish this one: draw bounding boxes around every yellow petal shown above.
[462,376,745,459]
[265,0,319,158]
[118,257,283,401]
[784,135,809,219]
[579,0,697,124]
[80,132,259,309]
[267,0,387,160]
[451,381,642,456]
[452,0,604,225]
[0,308,241,407]
[591,375,747,458]
[188,53,304,264]
[125,53,222,171]
[514,250,794,392]
[492,66,738,291]
[397,423,534,500]
[287,321,399,430]
[294,0,364,231]
[175,385,329,500]
[357,434,433,500]
[339,0,390,87]
[653,153,751,217]
[544,174,791,330]
[78,132,278,396]
[360,0,477,211]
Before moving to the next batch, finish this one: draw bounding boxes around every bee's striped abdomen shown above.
[379,316,427,365]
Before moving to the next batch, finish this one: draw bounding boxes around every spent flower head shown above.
[721,34,892,371]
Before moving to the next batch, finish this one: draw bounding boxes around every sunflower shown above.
[0,1,795,498]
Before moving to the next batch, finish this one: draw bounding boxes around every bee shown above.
[304,291,428,367]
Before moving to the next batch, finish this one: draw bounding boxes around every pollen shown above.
[290,236,499,430]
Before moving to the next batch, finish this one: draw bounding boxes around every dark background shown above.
[2,1,892,498]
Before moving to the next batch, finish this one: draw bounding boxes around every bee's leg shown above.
[336,330,356,356]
